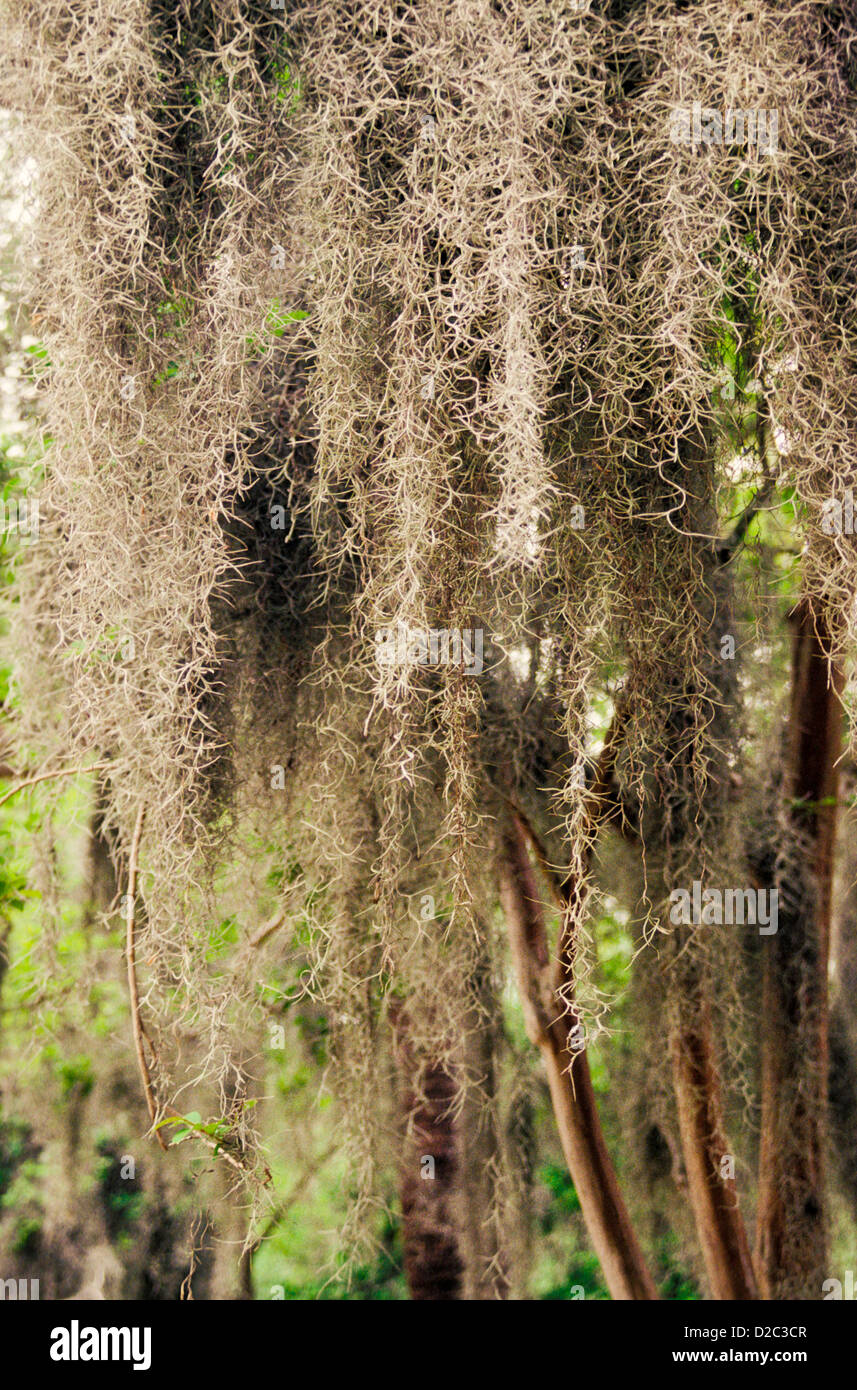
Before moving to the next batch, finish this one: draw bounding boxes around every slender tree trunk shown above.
[391,1003,464,1300]
[754,597,843,1298]
[584,709,758,1296]
[647,485,758,1299]
[497,812,658,1300]
[669,967,757,1298]
[208,1180,254,1301]
[82,776,120,929]
[457,955,511,1299]
[829,766,857,1222]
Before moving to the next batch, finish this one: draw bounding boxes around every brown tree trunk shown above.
[497,812,658,1300]
[568,695,757,1297]
[754,597,843,1298]
[829,763,857,1222]
[391,1003,464,1300]
[642,477,759,1298]
[669,968,758,1298]
[457,955,511,1299]
[82,776,120,929]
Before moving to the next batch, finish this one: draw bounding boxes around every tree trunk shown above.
[82,777,120,930]
[754,596,843,1298]
[669,967,758,1298]
[829,766,857,1223]
[497,812,658,1300]
[391,1003,464,1300]
[457,955,511,1299]
[578,690,758,1297]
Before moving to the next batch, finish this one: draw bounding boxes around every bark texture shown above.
[669,970,757,1298]
[498,812,658,1300]
[391,1004,464,1300]
[754,597,843,1298]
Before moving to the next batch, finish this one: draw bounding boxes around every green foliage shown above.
[95,1140,144,1244]
[0,1115,43,1256]
[656,1231,702,1301]
[51,1051,95,1101]
[539,1162,582,1223]
[256,1209,405,1301]
[245,299,309,357]
[11,1213,41,1254]
[539,1251,608,1301]
[0,1115,35,1199]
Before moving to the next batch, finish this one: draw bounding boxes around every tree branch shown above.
[0,759,116,809]
[124,805,167,1151]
